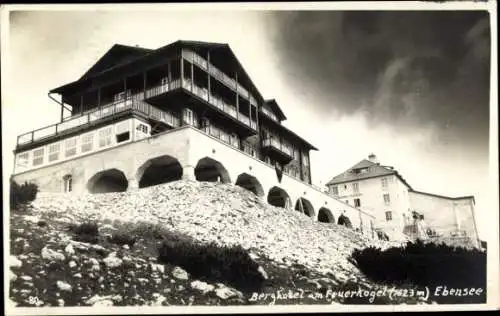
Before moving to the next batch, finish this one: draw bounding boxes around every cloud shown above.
[265,11,491,152]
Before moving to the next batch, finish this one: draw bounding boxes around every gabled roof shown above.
[326,159,412,189]
[51,40,265,105]
[263,99,287,121]
[79,44,153,80]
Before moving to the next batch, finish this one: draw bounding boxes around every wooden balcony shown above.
[261,138,293,163]
[16,93,179,148]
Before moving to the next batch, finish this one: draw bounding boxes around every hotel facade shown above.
[11,40,376,236]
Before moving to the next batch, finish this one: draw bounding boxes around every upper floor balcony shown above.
[16,91,180,149]
[261,137,293,164]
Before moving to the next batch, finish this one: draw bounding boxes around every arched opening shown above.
[337,212,353,229]
[318,207,335,223]
[235,173,264,196]
[87,169,128,194]
[267,186,291,209]
[295,198,315,218]
[195,157,231,183]
[137,155,183,188]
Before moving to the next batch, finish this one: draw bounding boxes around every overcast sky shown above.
[2,5,495,240]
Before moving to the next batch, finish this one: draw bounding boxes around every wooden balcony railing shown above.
[183,79,257,130]
[17,94,179,146]
[262,138,293,157]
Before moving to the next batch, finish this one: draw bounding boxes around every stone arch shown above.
[295,197,315,218]
[267,186,292,209]
[87,168,128,194]
[235,173,264,196]
[337,212,353,228]
[195,157,231,183]
[318,207,335,223]
[137,155,183,188]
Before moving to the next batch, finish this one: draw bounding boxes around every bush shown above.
[351,239,486,290]
[107,232,137,248]
[69,221,99,244]
[157,236,265,292]
[10,181,38,208]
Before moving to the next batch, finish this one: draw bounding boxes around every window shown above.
[230,133,239,147]
[293,149,300,161]
[48,143,61,162]
[183,108,194,126]
[116,121,130,143]
[381,178,388,188]
[63,175,72,193]
[302,153,309,166]
[81,133,94,153]
[383,193,391,204]
[33,148,44,166]
[17,152,30,168]
[385,211,393,221]
[65,137,78,157]
[136,123,149,134]
[98,127,113,148]
[114,90,131,102]
[331,186,339,196]
[352,182,359,193]
[345,200,349,204]
[354,198,361,207]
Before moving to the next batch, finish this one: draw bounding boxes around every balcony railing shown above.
[184,50,254,103]
[262,138,293,157]
[17,94,179,146]
[183,79,257,130]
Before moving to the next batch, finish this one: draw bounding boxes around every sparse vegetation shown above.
[351,239,487,303]
[10,181,38,208]
[158,238,266,292]
[69,221,99,244]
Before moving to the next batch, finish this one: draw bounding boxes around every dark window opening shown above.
[116,132,130,143]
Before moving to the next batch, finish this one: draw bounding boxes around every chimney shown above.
[368,153,379,165]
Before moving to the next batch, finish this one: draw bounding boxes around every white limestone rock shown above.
[172,266,189,280]
[10,256,22,268]
[190,280,215,294]
[56,280,72,292]
[41,247,65,262]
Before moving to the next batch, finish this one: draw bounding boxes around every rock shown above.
[68,261,77,268]
[190,280,215,294]
[56,281,72,292]
[88,258,100,266]
[92,300,113,307]
[10,271,17,282]
[65,244,75,256]
[122,244,130,250]
[257,266,268,280]
[103,253,123,268]
[20,275,33,281]
[57,299,65,306]
[41,247,66,262]
[150,263,165,274]
[73,273,82,278]
[215,286,243,300]
[86,294,122,306]
[172,267,189,280]
[152,295,167,306]
[23,215,40,223]
[10,255,22,268]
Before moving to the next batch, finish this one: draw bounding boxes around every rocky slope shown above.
[8,180,424,307]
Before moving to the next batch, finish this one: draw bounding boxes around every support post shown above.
[60,102,64,122]
[167,60,171,89]
[180,54,184,87]
[143,71,147,100]
[190,60,194,92]
[80,94,83,115]
[207,51,211,102]
[235,72,239,116]
[182,165,196,181]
